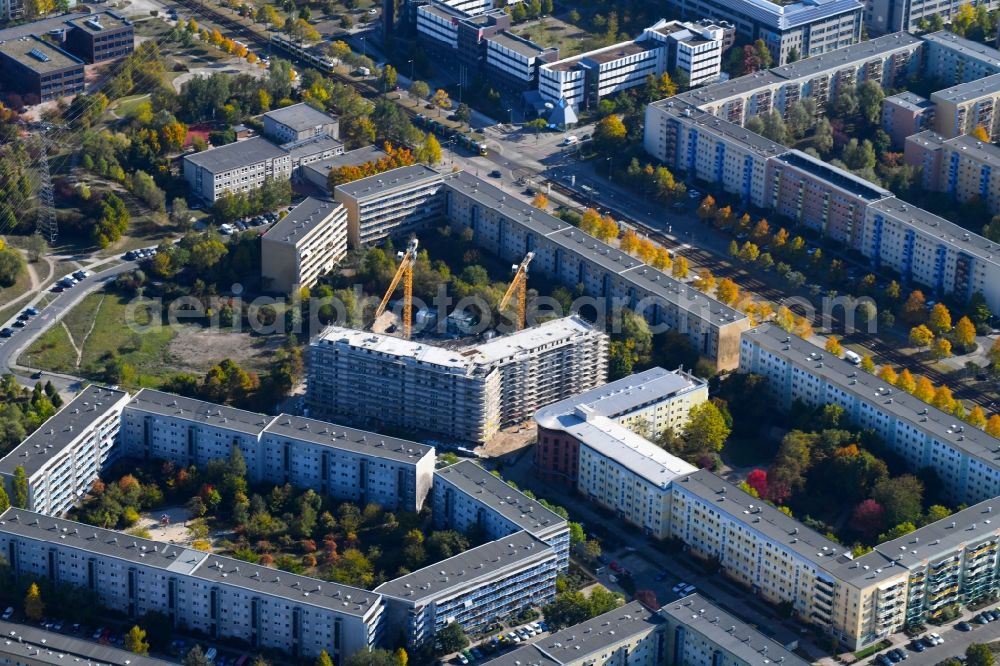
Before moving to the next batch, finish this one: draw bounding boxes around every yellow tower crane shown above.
[498,251,535,331]
[374,238,420,338]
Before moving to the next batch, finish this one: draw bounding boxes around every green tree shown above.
[380,64,398,92]
[967,644,994,666]
[438,622,470,653]
[24,583,44,621]
[857,80,885,125]
[12,466,28,508]
[0,485,9,512]
[872,475,924,526]
[125,626,150,655]
[683,402,731,452]
[344,650,398,666]
[184,646,212,666]
[593,115,627,154]
[812,117,834,155]
[409,80,430,99]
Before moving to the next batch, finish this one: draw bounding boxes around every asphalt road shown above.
[895,617,1000,666]
[0,260,137,392]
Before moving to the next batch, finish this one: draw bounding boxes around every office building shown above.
[931,72,1000,140]
[183,137,293,204]
[922,31,1000,87]
[416,2,463,50]
[260,196,348,293]
[432,460,570,568]
[307,315,608,443]
[0,620,176,666]
[482,31,557,92]
[764,150,892,247]
[283,134,344,170]
[740,323,1000,504]
[262,103,339,143]
[489,601,666,666]
[533,367,707,485]
[62,12,134,63]
[0,386,129,518]
[643,19,725,87]
[301,145,387,193]
[905,131,1000,214]
[333,164,444,247]
[667,0,862,64]
[882,92,935,148]
[661,595,810,666]
[0,36,84,103]
[375,530,558,647]
[442,171,750,371]
[0,509,383,661]
[121,389,435,512]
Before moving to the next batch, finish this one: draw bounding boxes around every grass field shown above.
[511,16,595,57]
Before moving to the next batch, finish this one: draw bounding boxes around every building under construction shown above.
[306,315,608,443]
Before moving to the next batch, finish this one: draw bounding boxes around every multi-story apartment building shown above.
[533,367,707,485]
[416,2,462,49]
[62,12,134,63]
[862,197,1000,311]
[765,150,892,247]
[882,92,935,148]
[121,389,435,512]
[0,508,384,661]
[667,0,862,64]
[333,165,444,247]
[931,72,1000,140]
[866,0,1000,35]
[183,137,293,204]
[307,316,608,443]
[301,145,387,193]
[375,530,557,647]
[740,323,1000,504]
[432,460,570,568]
[260,196,348,293]
[646,20,725,87]
[442,171,750,371]
[491,601,667,666]
[0,36,85,103]
[922,31,1000,87]
[661,594,810,666]
[0,620,176,666]
[262,103,339,143]
[905,131,1000,214]
[0,386,129,517]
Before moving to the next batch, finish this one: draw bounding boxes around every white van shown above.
[843,350,861,365]
[205,648,218,663]
[562,135,579,146]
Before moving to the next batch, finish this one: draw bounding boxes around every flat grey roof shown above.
[747,322,1000,470]
[620,264,746,323]
[262,414,434,463]
[0,11,88,40]
[65,11,130,33]
[183,137,287,174]
[660,595,810,666]
[923,30,1000,69]
[263,102,337,131]
[0,509,379,616]
[657,100,788,158]
[282,134,343,162]
[0,620,173,666]
[932,71,1000,103]
[943,132,1000,163]
[773,150,892,201]
[0,386,128,477]
[483,602,659,666]
[771,31,920,79]
[374,530,553,602]
[885,91,933,112]
[1,36,84,74]
[125,389,273,436]
[672,70,786,106]
[334,164,442,199]
[263,196,343,245]
[866,196,1000,266]
[302,146,388,188]
[487,31,548,58]
[435,461,567,536]
[443,170,571,236]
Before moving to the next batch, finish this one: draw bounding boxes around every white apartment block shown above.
[642,19,724,87]
[262,103,339,144]
[183,137,293,204]
[121,389,435,512]
[333,164,444,247]
[0,509,383,661]
[574,411,696,539]
[432,460,570,568]
[0,386,129,517]
[740,323,1000,504]
[442,171,750,371]
[260,197,348,293]
[436,0,490,16]
[306,316,608,443]
[374,530,558,648]
[0,620,176,666]
[416,3,461,49]
[922,31,1000,87]
[539,41,665,111]
[931,73,1000,140]
[484,32,556,89]
[906,131,1000,215]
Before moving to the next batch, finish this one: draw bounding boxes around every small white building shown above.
[182,137,293,204]
[262,102,339,143]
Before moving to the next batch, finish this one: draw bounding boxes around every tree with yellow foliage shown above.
[716,278,739,305]
[671,256,689,279]
[954,316,977,349]
[914,376,935,402]
[861,354,875,373]
[696,195,716,221]
[580,208,602,235]
[988,414,1000,438]
[896,368,917,394]
[793,316,813,338]
[693,269,716,292]
[651,248,672,271]
[751,219,770,242]
[932,384,957,411]
[531,192,548,209]
[775,305,795,332]
[972,125,991,142]
[772,227,789,249]
[636,238,657,262]
[878,365,898,384]
[24,0,54,19]
[909,324,934,348]
[968,405,988,429]
[928,303,952,335]
[932,337,952,359]
[714,205,734,229]
[825,336,843,356]
[620,229,640,255]
[600,214,620,242]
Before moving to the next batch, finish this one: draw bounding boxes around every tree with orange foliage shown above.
[651,247,672,271]
[620,229,640,255]
[972,125,991,142]
[693,269,716,292]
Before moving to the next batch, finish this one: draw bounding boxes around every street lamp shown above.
[507,108,513,124]
[407,59,414,81]
[606,157,612,182]
[360,36,366,57]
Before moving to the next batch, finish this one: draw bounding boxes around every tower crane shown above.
[498,252,534,331]
[374,238,420,339]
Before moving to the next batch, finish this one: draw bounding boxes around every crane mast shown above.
[374,238,419,338]
[498,252,534,331]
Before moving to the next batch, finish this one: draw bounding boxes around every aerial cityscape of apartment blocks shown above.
[442,171,750,370]
[374,530,558,648]
[533,367,707,485]
[0,509,384,660]
[0,386,129,517]
[306,316,608,443]
[432,460,571,569]
[120,389,436,512]
[740,324,1000,504]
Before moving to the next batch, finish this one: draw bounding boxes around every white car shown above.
[929,633,943,645]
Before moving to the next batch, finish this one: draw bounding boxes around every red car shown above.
[609,561,623,573]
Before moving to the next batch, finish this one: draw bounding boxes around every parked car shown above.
[1,607,12,620]
[875,654,892,666]
[24,307,38,316]
[204,648,218,663]
[12,320,25,328]
[488,170,502,178]
[929,633,944,645]
[957,622,972,632]
[909,641,925,652]
[0,328,13,338]
[891,648,908,661]
[92,627,105,640]
[72,270,90,280]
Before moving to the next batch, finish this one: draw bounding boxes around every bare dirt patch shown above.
[478,421,536,458]
[166,326,286,375]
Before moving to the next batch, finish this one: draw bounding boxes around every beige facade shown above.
[932,73,1000,140]
[260,197,348,293]
[333,165,444,247]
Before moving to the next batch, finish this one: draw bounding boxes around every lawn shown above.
[0,263,33,325]
[511,16,596,58]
